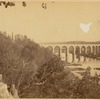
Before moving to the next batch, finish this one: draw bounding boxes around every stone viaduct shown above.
[39,41,100,63]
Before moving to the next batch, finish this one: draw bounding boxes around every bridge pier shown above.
[80,56,85,62]
[74,54,79,63]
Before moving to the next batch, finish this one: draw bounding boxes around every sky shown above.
[0,1,100,43]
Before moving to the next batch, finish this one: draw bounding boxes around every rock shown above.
[0,82,13,98]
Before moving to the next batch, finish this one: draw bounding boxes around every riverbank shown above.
[64,60,100,79]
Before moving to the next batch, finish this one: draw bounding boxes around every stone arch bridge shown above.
[39,41,100,63]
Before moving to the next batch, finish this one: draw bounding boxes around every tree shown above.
[0,32,65,98]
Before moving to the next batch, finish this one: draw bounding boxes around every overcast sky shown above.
[0,1,100,43]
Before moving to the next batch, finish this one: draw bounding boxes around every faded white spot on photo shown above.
[80,23,92,33]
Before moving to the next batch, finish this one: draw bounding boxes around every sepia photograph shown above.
[0,0,100,99]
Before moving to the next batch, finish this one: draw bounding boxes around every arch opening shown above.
[87,46,91,55]
[92,46,96,55]
[69,46,74,62]
[69,46,74,54]
[54,46,60,58]
[47,46,53,53]
[81,46,85,55]
[81,46,86,62]
[61,46,67,61]
[75,46,80,61]
[96,46,100,55]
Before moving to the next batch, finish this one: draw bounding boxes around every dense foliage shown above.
[0,32,65,98]
[0,32,100,98]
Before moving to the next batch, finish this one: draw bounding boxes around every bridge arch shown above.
[87,46,91,55]
[75,46,80,62]
[81,46,86,55]
[69,46,74,54]
[47,46,53,53]
[92,46,96,55]
[54,46,60,58]
[69,46,74,62]
[96,46,100,54]
[75,46,80,55]
[61,46,67,61]
[81,46,86,62]
[62,46,67,53]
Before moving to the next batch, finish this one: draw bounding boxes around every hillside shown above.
[0,32,100,98]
